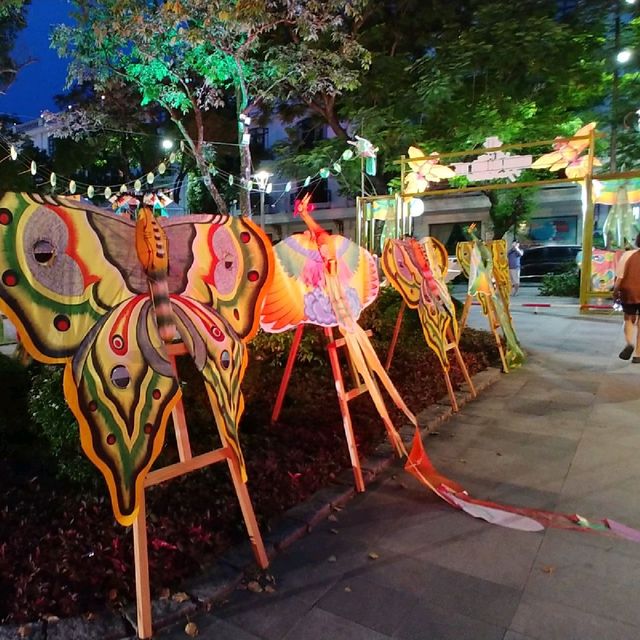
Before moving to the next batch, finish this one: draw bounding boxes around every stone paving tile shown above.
[524,539,640,628]
[393,599,506,640]
[282,608,393,640]
[317,573,420,636]
[510,594,639,640]
[413,520,543,589]
[214,591,313,640]
[156,615,262,640]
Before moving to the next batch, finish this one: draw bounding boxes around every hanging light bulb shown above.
[169,152,176,164]
[319,167,330,179]
[228,175,234,186]
[69,180,76,194]
[146,172,154,184]
[285,181,292,192]
[304,176,311,187]
[87,185,95,198]
[158,162,167,175]
[9,145,17,161]
[104,186,112,199]
[50,172,57,188]
[342,149,354,161]
[134,179,142,191]
[333,162,342,174]
[266,183,273,194]
[120,184,127,193]
[30,161,37,176]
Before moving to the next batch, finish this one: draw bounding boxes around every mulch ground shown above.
[0,307,498,624]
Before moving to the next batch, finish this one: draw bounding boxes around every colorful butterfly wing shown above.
[566,121,596,152]
[64,296,180,526]
[381,239,421,309]
[426,163,457,182]
[260,233,316,333]
[165,214,273,341]
[330,235,379,316]
[531,150,567,171]
[171,296,248,478]
[0,193,139,362]
[455,241,472,279]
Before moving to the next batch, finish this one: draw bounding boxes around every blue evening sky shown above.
[0,0,71,121]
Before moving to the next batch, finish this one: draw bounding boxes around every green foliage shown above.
[28,366,99,487]
[538,265,580,297]
[0,0,29,94]
[490,177,538,239]
[250,328,326,369]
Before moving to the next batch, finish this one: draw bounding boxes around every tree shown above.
[0,0,32,96]
[53,0,366,215]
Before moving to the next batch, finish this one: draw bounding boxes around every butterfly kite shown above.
[0,192,272,525]
[404,146,456,194]
[531,122,601,179]
[260,194,416,455]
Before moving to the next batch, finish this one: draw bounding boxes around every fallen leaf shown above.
[496,452,502,456]
[458,458,467,464]
[184,621,199,637]
[172,592,190,603]
[247,581,263,593]
[330,528,339,535]
[264,585,276,593]
[368,552,379,560]
[429,431,440,436]
[327,555,337,563]
[344,586,352,593]
[541,565,555,575]
[328,514,338,522]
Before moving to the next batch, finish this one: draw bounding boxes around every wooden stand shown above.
[458,294,509,373]
[385,301,476,411]
[133,342,268,639]
[271,324,387,493]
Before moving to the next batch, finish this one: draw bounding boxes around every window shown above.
[250,127,269,153]
[297,118,326,149]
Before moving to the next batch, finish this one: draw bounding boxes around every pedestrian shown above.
[507,240,524,295]
[614,233,640,362]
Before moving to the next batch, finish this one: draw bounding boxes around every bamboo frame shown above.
[132,342,268,640]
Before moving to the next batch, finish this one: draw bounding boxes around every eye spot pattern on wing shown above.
[33,239,55,264]
[106,434,116,445]
[2,270,18,286]
[0,208,13,225]
[152,389,161,400]
[220,350,230,369]
[53,314,71,332]
[110,365,131,389]
[240,231,250,243]
[210,322,225,342]
[212,227,240,295]
[248,270,259,282]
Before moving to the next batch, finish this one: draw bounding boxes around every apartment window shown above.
[250,127,269,152]
[297,118,326,149]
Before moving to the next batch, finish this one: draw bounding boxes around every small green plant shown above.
[538,265,580,297]
[28,365,99,487]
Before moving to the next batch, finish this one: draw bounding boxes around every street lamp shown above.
[253,170,272,229]
[617,48,633,64]
[161,138,174,150]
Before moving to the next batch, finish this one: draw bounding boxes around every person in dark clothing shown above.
[614,233,640,362]
[507,241,524,295]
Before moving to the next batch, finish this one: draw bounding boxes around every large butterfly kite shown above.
[0,192,272,525]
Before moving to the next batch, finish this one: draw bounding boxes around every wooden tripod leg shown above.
[487,303,509,373]
[271,324,305,423]
[446,326,476,398]
[169,354,193,461]
[443,368,459,412]
[324,327,365,492]
[132,496,152,640]
[205,387,269,569]
[458,295,472,338]
[385,301,406,369]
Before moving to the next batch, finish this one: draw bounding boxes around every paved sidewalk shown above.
[158,297,640,640]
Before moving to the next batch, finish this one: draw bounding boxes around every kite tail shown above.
[353,323,418,427]
[340,328,407,457]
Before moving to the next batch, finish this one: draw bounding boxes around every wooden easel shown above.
[271,324,388,493]
[385,301,476,412]
[132,342,268,639]
[458,294,509,373]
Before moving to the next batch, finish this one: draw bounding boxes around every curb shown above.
[19,366,503,640]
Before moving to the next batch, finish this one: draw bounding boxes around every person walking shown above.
[614,233,640,362]
[508,240,524,296]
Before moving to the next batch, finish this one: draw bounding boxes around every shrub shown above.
[28,365,99,488]
[538,265,580,297]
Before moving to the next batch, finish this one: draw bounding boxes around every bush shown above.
[28,365,99,487]
[538,265,580,297]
